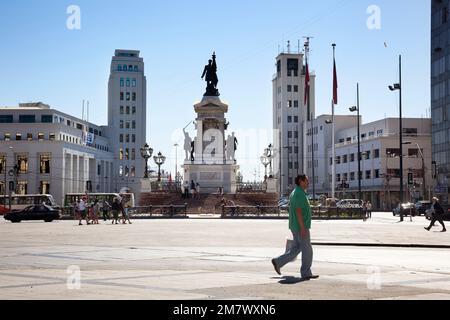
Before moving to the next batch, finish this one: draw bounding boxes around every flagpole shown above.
[332,44,337,200]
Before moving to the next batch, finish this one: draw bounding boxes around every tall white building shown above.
[106,50,147,194]
[273,49,316,196]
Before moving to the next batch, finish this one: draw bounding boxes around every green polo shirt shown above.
[289,187,312,232]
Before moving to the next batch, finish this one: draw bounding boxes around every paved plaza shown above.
[0,213,449,300]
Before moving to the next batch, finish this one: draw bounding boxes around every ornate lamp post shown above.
[140,143,153,179]
[153,152,166,182]
[260,151,271,181]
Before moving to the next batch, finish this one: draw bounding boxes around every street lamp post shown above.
[153,152,166,182]
[349,83,362,204]
[260,149,271,181]
[140,143,153,179]
[389,55,403,205]
[404,141,427,201]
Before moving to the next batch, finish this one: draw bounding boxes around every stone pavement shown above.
[0,213,449,300]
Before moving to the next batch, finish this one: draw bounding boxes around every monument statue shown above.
[190,140,195,162]
[226,132,238,161]
[201,52,220,97]
[183,128,193,161]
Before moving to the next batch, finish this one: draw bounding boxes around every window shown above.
[17,155,28,173]
[336,156,341,165]
[294,100,299,108]
[294,85,298,92]
[119,165,123,177]
[125,121,130,129]
[134,66,138,72]
[27,133,33,141]
[132,106,136,115]
[40,155,51,174]
[403,128,418,137]
[132,134,136,143]
[287,116,292,123]
[16,133,22,141]
[287,85,292,92]
[38,133,45,141]
[119,149,124,160]
[131,149,135,160]
[350,172,355,181]
[125,148,129,160]
[366,170,371,179]
[130,166,135,177]
[132,79,136,87]
[97,164,101,176]
[343,173,348,182]
[118,65,122,71]
[0,115,13,123]
[294,116,298,123]
[374,169,380,179]
[120,92,124,101]
[41,115,53,123]
[374,149,380,158]
[337,174,341,182]
[343,155,348,163]
[126,78,130,87]
[67,120,71,126]
[365,151,371,160]
[123,65,127,71]
[126,106,130,115]
[120,78,124,87]
[132,92,136,101]
[19,115,35,123]
[120,106,124,114]
[288,132,292,139]
[126,134,130,143]
[132,121,136,129]
[17,181,27,195]
[386,148,400,157]
[128,65,133,71]
[287,100,292,108]
[0,156,5,174]
[120,120,124,129]
[119,134,123,143]
[350,154,355,162]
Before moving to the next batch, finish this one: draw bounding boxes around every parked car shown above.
[392,203,416,217]
[415,201,432,216]
[425,205,450,221]
[336,199,364,209]
[4,205,60,223]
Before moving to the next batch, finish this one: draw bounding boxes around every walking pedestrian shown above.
[184,180,190,199]
[111,198,120,224]
[425,197,447,232]
[78,198,90,225]
[121,198,132,224]
[91,200,100,224]
[102,200,110,221]
[271,175,319,280]
[190,180,196,199]
[73,200,80,221]
[196,183,201,199]
[367,201,372,219]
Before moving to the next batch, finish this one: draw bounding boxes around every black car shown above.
[4,205,60,223]
[392,203,417,217]
[415,201,433,216]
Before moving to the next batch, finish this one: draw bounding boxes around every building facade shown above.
[0,103,114,205]
[107,50,147,195]
[431,0,450,203]
[330,118,432,210]
[272,50,316,196]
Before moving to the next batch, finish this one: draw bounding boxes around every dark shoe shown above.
[303,275,320,280]
[442,229,447,233]
[271,259,281,275]
[424,227,430,231]
[79,223,82,226]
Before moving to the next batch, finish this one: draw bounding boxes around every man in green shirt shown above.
[271,175,319,280]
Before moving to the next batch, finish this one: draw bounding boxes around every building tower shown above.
[431,1,450,203]
[107,50,147,194]
[272,44,316,196]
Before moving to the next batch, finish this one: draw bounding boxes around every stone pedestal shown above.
[183,96,239,194]
[266,178,278,194]
[140,179,152,193]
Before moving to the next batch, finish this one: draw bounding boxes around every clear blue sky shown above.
[0,0,430,181]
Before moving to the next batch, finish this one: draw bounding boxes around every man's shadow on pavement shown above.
[274,276,310,285]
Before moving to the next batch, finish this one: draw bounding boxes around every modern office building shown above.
[431,0,450,203]
[330,118,432,210]
[106,50,147,195]
[0,102,114,205]
[272,46,316,196]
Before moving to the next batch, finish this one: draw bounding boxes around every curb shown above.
[311,242,450,249]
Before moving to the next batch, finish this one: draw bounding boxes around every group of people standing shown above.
[182,180,201,199]
[73,197,132,226]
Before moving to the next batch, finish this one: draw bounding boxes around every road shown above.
[0,213,449,300]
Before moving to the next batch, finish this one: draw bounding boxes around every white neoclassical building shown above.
[0,102,114,205]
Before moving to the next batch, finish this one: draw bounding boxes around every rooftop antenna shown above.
[82,99,85,121]
[287,40,291,54]
[87,100,89,123]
